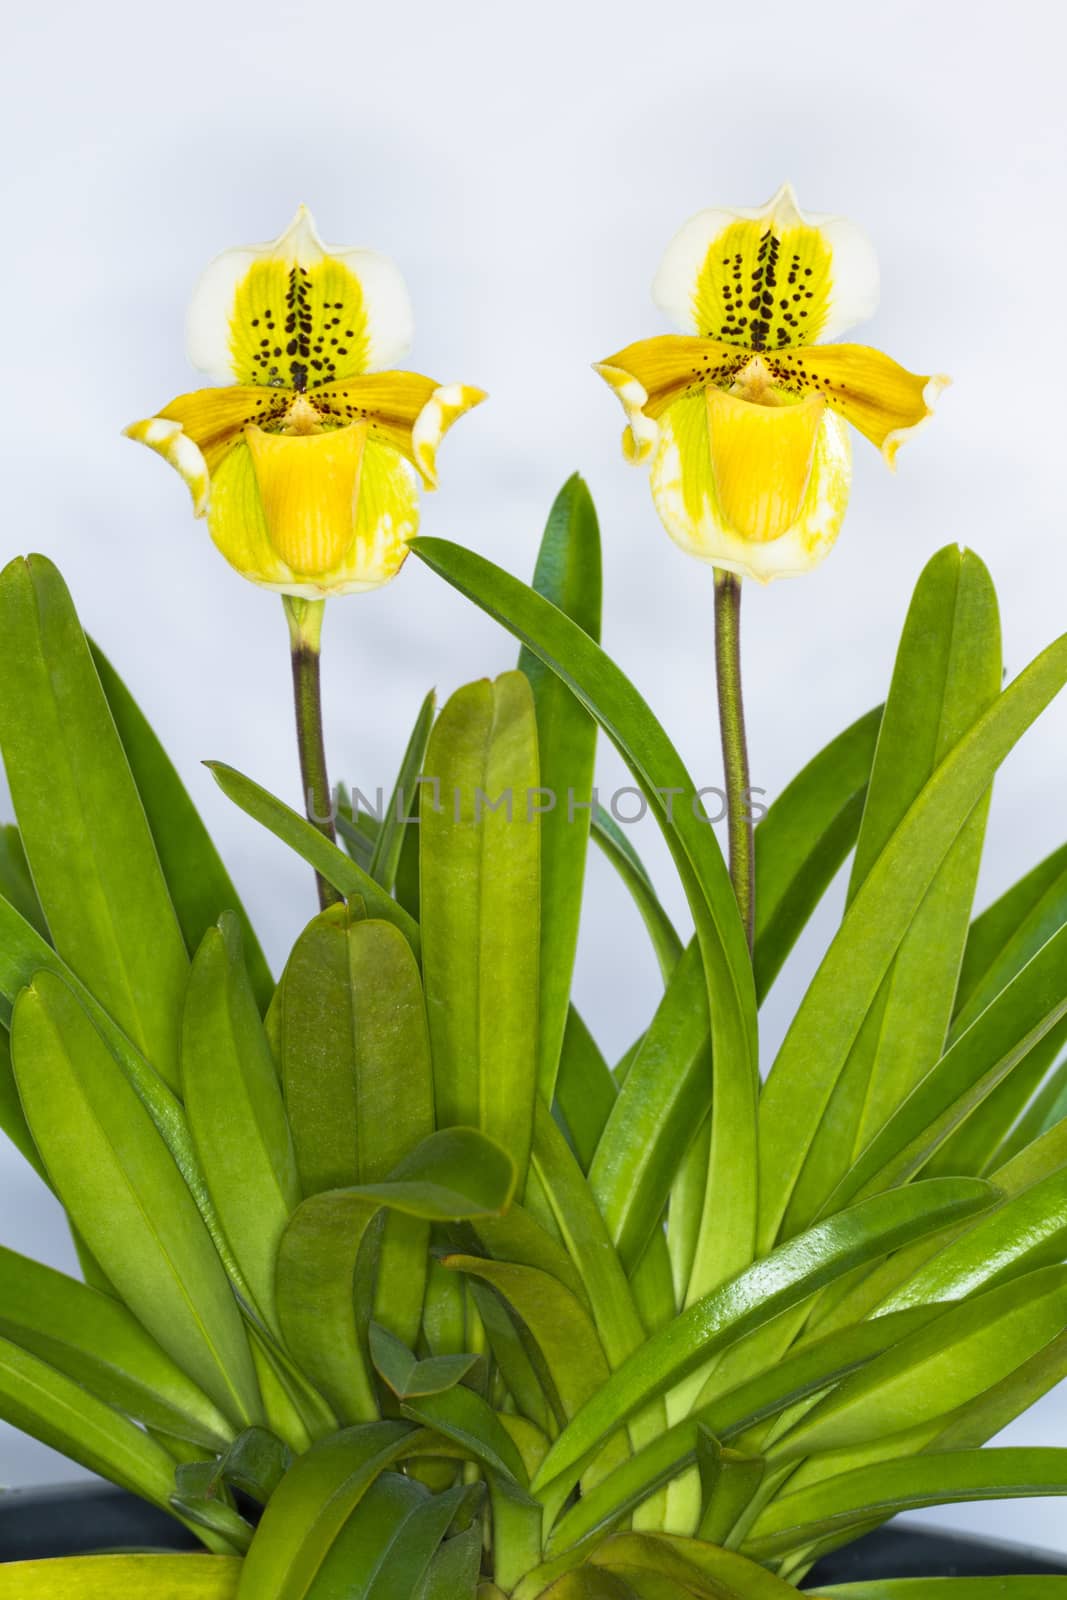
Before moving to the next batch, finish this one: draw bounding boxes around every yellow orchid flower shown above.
[127,207,485,597]
[596,183,948,582]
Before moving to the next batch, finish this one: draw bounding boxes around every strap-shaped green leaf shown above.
[759,622,1067,1250]
[235,1422,415,1600]
[816,1583,1067,1600]
[785,549,1002,1234]
[442,1255,612,1431]
[183,915,300,1329]
[822,921,1067,1212]
[206,763,419,953]
[0,898,232,1273]
[359,1480,479,1600]
[0,556,189,1089]
[743,1448,1067,1560]
[411,535,758,1302]
[591,809,683,984]
[993,1051,1067,1170]
[275,1129,514,1422]
[531,1178,993,1500]
[0,1243,234,1447]
[553,1009,618,1174]
[877,1160,1067,1310]
[12,971,262,1426]
[528,1532,800,1600]
[518,475,602,1102]
[298,1471,431,1597]
[0,1332,182,1509]
[415,1520,483,1600]
[277,910,433,1195]
[0,825,48,940]
[753,706,882,1004]
[400,1387,541,1592]
[588,940,710,1272]
[0,1555,242,1598]
[0,1019,44,1177]
[421,672,541,1185]
[957,842,1067,1021]
[90,642,272,1011]
[368,689,436,891]
[543,1310,933,1555]
[772,1266,1067,1460]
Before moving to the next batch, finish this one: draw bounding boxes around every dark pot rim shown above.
[1,1483,1065,1578]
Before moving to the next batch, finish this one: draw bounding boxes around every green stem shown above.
[283,596,341,911]
[714,571,754,950]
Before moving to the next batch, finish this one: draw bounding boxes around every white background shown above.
[2,0,1066,1557]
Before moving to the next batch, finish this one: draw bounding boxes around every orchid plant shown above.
[2,196,1067,1600]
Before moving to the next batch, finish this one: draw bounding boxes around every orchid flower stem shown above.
[714,570,754,950]
[283,595,342,911]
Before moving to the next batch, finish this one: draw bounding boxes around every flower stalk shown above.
[283,595,341,910]
[714,570,754,948]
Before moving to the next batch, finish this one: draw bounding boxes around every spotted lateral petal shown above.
[595,336,751,462]
[653,182,880,350]
[186,206,414,387]
[765,343,950,465]
[315,375,487,486]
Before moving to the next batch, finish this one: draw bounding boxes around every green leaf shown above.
[277,910,434,1196]
[695,1430,764,1546]
[0,1332,182,1509]
[235,1422,416,1600]
[787,549,1002,1232]
[753,707,882,1004]
[91,642,273,1011]
[758,619,1067,1250]
[0,1243,235,1447]
[924,1020,1067,1181]
[742,1448,1067,1560]
[206,763,419,954]
[0,825,48,940]
[351,1479,478,1600]
[815,1583,1067,1600]
[411,535,757,1298]
[369,1323,477,1399]
[876,1158,1067,1311]
[0,1020,45,1178]
[822,920,1067,1211]
[588,1532,800,1600]
[591,809,683,984]
[0,556,189,1089]
[0,898,232,1272]
[0,1555,243,1598]
[275,1129,515,1421]
[401,1383,530,1488]
[12,970,262,1427]
[368,690,436,891]
[183,915,300,1328]
[531,1178,994,1499]
[588,940,710,1272]
[518,475,602,1101]
[421,672,541,1183]
[554,1009,618,1173]
[443,1255,612,1432]
[543,1310,933,1556]
[771,1266,1067,1460]
[993,1051,1067,1169]
[416,1520,484,1600]
[956,842,1067,1021]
